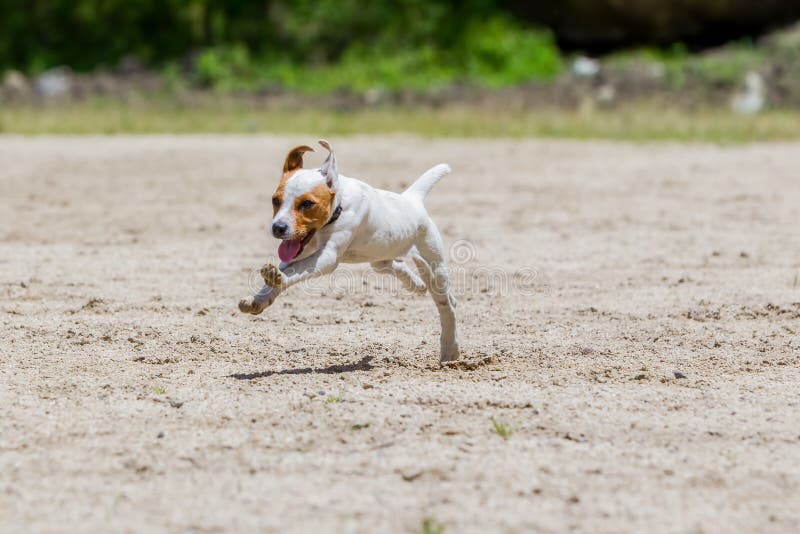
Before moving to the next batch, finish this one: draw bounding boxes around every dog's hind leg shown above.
[412,225,460,363]
[370,259,427,295]
[410,253,432,287]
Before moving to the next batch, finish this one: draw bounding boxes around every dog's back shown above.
[337,174,431,263]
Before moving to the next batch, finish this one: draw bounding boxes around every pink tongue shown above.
[278,239,303,262]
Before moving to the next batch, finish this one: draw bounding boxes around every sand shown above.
[1,136,799,533]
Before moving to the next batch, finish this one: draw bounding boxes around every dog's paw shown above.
[439,342,460,363]
[260,263,283,288]
[238,296,264,315]
[239,284,281,315]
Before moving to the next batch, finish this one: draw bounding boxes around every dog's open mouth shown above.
[277,230,315,263]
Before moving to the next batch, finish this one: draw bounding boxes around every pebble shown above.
[674,370,687,379]
[564,433,589,443]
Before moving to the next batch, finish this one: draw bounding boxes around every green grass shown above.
[1,99,799,142]
[326,395,344,404]
[490,417,512,438]
[153,386,166,395]
[420,517,445,534]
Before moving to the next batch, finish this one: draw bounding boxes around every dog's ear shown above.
[318,139,339,191]
[283,145,315,174]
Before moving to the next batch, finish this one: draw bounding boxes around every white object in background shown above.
[572,56,600,78]
[731,71,765,114]
[35,67,73,98]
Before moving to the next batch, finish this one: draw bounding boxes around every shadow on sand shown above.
[229,355,374,380]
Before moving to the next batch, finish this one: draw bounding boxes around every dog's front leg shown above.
[277,243,341,287]
[238,237,347,315]
[238,283,282,315]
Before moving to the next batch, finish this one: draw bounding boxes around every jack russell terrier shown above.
[238,139,460,362]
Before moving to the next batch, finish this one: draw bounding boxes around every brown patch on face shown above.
[272,173,292,215]
[291,184,336,238]
[272,145,316,214]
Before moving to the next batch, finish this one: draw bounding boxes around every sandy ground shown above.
[1,136,799,533]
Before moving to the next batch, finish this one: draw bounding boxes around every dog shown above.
[238,139,460,362]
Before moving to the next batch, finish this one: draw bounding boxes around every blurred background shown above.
[1,0,800,140]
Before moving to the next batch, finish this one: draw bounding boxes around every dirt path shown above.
[1,136,799,533]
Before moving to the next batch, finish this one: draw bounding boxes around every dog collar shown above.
[324,204,342,227]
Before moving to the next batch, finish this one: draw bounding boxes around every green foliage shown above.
[0,1,561,92]
[192,16,561,93]
[195,45,255,90]
[0,0,199,72]
[461,16,562,87]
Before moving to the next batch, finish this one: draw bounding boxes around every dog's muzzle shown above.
[272,221,289,238]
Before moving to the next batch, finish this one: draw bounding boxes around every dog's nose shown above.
[272,221,289,238]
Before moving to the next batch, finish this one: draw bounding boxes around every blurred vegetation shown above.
[1,0,798,96]
[605,39,768,87]
[0,0,563,91]
[189,17,561,92]
[1,0,799,140]
[2,99,798,142]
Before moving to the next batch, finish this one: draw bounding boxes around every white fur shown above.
[239,140,460,363]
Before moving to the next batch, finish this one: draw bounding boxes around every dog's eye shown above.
[272,197,280,208]
[298,199,316,210]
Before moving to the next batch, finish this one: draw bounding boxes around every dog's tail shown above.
[402,164,451,203]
